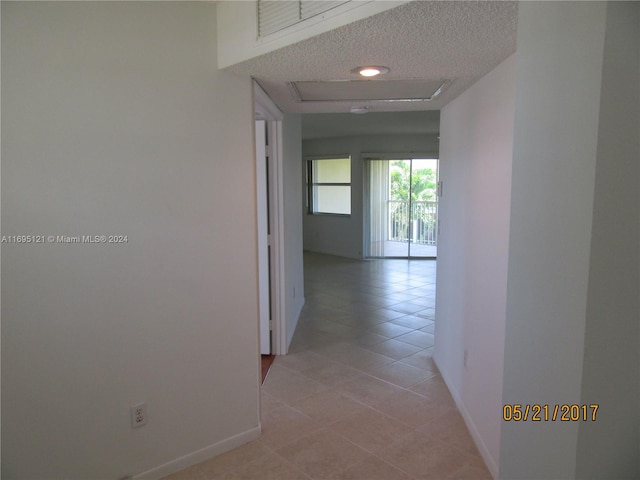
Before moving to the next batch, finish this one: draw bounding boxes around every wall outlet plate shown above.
[131,403,147,428]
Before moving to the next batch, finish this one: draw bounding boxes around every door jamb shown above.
[254,81,287,355]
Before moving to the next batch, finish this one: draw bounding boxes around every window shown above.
[307,157,351,215]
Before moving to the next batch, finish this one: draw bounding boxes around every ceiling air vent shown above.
[287,79,451,103]
[258,0,350,38]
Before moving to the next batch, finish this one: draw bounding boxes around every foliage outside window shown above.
[307,157,351,215]
[389,160,437,202]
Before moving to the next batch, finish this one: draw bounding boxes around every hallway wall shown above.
[435,54,516,477]
[501,2,639,477]
[2,3,259,478]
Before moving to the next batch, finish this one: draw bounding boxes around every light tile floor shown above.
[165,252,491,480]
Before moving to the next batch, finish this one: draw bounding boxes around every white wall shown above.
[302,134,438,258]
[576,2,639,477]
[2,3,259,479]
[500,2,609,478]
[435,54,515,478]
[282,114,306,349]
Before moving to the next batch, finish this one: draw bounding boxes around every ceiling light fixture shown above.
[352,66,390,77]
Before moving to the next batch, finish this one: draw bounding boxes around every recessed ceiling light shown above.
[352,66,390,77]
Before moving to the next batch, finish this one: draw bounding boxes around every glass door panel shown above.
[388,160,411,257]
[408,159,438,258]
[366,158,438,258]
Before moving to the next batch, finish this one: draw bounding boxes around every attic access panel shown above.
[288,79,450,103]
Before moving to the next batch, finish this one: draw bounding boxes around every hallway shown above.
[166,253,490,479]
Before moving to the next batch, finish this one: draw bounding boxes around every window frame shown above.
[306,156,352,216]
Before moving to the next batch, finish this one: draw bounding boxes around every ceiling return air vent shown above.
[287,79,451,104]
[258,0,350,37]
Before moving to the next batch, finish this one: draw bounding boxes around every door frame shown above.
[254,81,287,355]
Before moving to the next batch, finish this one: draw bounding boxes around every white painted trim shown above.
[254,80,283,121]
[304,153,351,161]
[133,426,261,480]
[253,81,287,355]
[255,120,271,355]
[269,120,287,355]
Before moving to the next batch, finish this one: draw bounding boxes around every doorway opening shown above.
[365,158,439,258]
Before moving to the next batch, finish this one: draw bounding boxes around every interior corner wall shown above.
[434,53,516,478]
[500,2,607,478]
[1,3,259,479]
[576,2,640,477]
[302,134,438,259]
[282,114,305,349]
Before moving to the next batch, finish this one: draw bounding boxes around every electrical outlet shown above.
[131,403,147,428]
[464,349,469,368]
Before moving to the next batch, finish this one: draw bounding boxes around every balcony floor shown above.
[370,241,437,258]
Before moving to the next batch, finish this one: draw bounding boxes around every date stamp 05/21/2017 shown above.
[503,404,599,422]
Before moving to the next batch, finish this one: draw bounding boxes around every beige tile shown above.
[331,407,413,454]
[291,389,368,424]
[418,410,479,457]
[420,324,435,334]
[381,431,469,480]
[372,389,452,428]
[367,361,435,388]
[259,405,321,450]
[408,375,456,406]
[262,365,330,404]
[398,348,438,372]
[276,429,370,479]
[313,342,395,371]
[260,391,285,418]
[338,374,403,407]
[362,339,424,360]
[394,330,435,348]
[391,315,430,329]
[333,455,414,480]
[273,350,330,373]
[349,331,390,346]
[226,452,311,480]
[299,360,365,388]
[446,455,493,480]
[368,322,414,339]
[366,308,407,321]
[388,302,426,315]
[162,465,206,480]
[191,441,270,478]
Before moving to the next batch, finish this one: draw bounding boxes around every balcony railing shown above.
[389,200,438,245]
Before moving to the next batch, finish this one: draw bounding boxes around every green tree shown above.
[389,161,437,202]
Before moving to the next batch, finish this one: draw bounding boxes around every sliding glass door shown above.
[366,158,438,258]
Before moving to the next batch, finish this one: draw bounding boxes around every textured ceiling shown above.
[228,1,518,114]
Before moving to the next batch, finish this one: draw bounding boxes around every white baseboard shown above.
[133,425,261,480]
[433,357,499,480]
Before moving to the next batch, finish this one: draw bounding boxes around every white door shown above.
[255,120,271,354]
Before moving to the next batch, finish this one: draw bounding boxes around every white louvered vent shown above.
[301,1,348,20]
[258,0,350,38]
